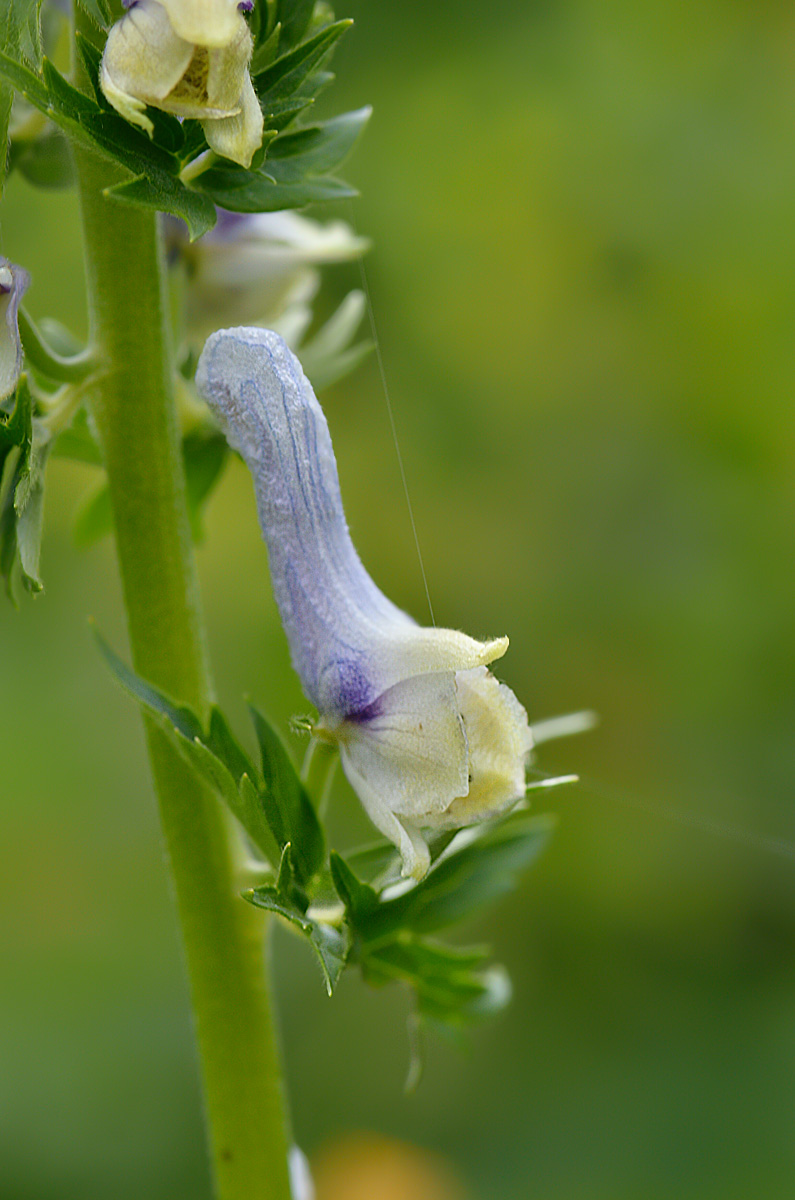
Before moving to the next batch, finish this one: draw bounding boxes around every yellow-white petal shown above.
[159,0,244,47]
[206,23,253,109]
[100,0,193,124]
[202,72,264,167]
[336,671,469,821]
[339,752,432,881]
[432,667,533,828]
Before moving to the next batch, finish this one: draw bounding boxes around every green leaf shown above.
[1,0,42,68]
[15,429,48,593]
[0,82,11,197]
[245,846,349,994]
[74,0,111,33]
[249,21,282,77]
[254,19,351,101]
[105,174,217,242]
[248,702,325,885]
[195,107,368,212]
[9,127,74,188]
[93,633,329,874]
[369,812,555,941]
[329,850,379,927]
[266,107,370,175]
[0,54,218,234]
[276,0,317,52]
[183,429,228,541]
[364,938,510,1025]
[0,379,47,598]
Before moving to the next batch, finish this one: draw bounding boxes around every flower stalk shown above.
[70,15,293,1200]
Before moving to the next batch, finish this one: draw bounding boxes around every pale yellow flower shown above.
[100,0,263,168]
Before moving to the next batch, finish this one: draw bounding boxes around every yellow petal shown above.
[100,0,192,119]
[160,0,245,47]
[434,667,533,827]
[202,71,264,167]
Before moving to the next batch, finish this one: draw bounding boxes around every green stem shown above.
[70,143,293,1200]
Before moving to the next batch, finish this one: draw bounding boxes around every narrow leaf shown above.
[248,703,324,885]
[245,877,349,994]
[105,174,217,241]
[255,20,351,100]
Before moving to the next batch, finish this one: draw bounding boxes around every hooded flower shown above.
[166,209,368,347]
[100,0,263,168]
[196,327,533,879]
[0,258,30,402]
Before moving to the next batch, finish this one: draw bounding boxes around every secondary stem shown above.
[71,133,293,1200]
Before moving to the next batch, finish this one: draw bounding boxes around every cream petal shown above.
[428,667,533,828]
[159,0,244,47]
[339,750,432,880]
[336,671,469,821]
[99,66,154,132]
[206,24,252,109]
[100,0,193,119]
[202,72,264,167]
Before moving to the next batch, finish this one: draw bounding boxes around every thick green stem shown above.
[71,149,293,1200]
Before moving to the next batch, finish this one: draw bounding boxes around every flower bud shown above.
[168,209,367,347]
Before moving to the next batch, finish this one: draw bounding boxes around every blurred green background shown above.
[3,1,795,1197]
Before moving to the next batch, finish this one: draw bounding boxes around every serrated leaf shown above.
[248,703,324,885]
[0,55,217,232]
[75,0,111,33]
[74,31,104,105]
[246,846,348,993]
[105,174,216,241]
[1,0,42,68]
[93,633,316,869]
[369,812,554,940]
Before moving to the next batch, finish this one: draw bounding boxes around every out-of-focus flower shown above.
[196,328,533,879]
[0,257,30,401]
[100,0,263,167]
[289,1145,315,1200]
[166,208,368,347]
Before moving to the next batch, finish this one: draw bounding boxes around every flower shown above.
[165,209,368,347]
[100,0,263,168]
[196,327,533,879]
[0,257,30,402]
